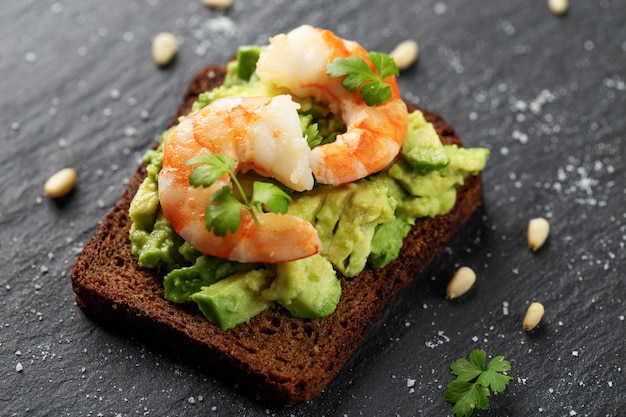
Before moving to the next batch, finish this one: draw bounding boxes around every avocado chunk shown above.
[263,254,341,318]
[401,110,451,172]
[191,269,274,330]
[390,145,490,218]
[236,45,261,81]
[164,253,261,303]
[130,210,185,270]
[287,181,396,277]
[369,217,413,269]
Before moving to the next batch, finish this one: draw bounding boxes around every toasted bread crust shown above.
[71,64,483,407]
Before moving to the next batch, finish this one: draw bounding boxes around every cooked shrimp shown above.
[158,95,321,263]
[256,24,409,186]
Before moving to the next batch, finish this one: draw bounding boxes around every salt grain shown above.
[512,130,529,144]
[51,2,63,13]
[124,126,137,137]
[25,52,37,63]
[16,363,23,372]
[433,2,447,15]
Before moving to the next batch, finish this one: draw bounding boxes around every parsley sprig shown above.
[326,51,399,106]
[304,123,326,148]
[444,349,513,417]
[186,154,292,236]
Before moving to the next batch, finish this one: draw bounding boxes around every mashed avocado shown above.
[129,46,489,329]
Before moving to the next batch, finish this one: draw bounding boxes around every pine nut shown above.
[446,266,476,299]
[44,168,77,198]
[527,217,550,251]
[523,302,545,331]
[202,0,234,8]
[152,32,178,67]
[389,40,419,71]
[548,0,568,16]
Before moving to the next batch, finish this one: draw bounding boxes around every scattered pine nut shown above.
[44,168,77,199]
[202,0,234,8]
[389,39,419,70]
[152,32,178,67]
[548,0,568,16]
[446,266,476,299]
[527,217,550,251]
[523,302,545,331]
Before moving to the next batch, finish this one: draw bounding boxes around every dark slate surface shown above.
[1,1,624,416]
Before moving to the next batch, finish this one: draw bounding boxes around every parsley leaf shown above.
[187,154,293,236]
[187,154,237,188]
[326,51,399,106]
[251,181,292,214]
[205,186,241,237]
[368,50,401,79]
[444,349,513,417]
[304,123,324,148]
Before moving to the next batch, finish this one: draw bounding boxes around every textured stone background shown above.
[1,1,624,415]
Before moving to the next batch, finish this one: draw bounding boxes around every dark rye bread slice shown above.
[71,64,483,407]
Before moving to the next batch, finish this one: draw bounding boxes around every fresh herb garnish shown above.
[186,154,292,236]
[326,51,399,106]
[444,349,513,417]
[304,123,325,148]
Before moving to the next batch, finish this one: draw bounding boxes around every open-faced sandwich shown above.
[72,25,489,407]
